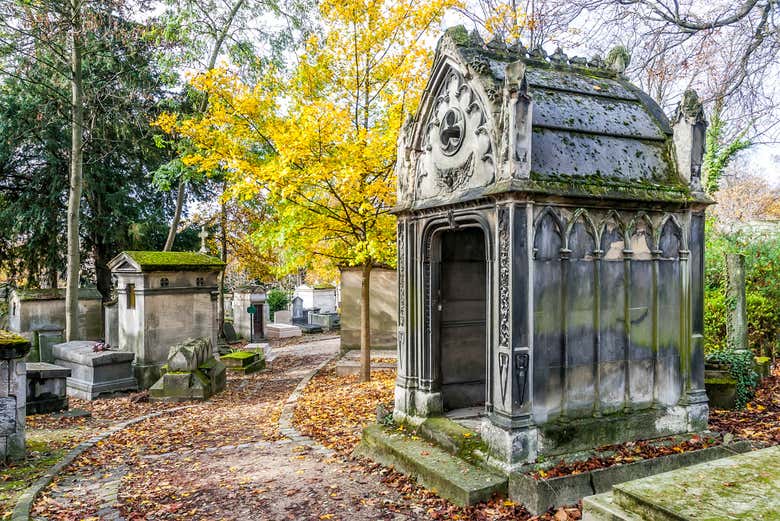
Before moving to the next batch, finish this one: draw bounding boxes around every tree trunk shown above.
[360,263,372,382]
[218,182,228,334]
[163,178,186,251]
[65,0,83,342]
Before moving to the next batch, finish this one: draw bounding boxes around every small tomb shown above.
[107,251,225,388]
[52,341,137,400]
[221,350,265,374]
[26,362,71,414]
[231,287,268,341]
[0,331,30,461]
[266,323,302,340]
[149,338,226,401]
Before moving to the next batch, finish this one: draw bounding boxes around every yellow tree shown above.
[157,0,457,381]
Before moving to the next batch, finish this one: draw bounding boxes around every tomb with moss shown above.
[361,26,714,506]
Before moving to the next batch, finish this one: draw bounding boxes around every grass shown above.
[0,440,66,519]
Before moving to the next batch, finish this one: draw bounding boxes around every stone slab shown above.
[52,342,135,367]
[245,343,276,363]
[266,323,302,339]
[26,362,70,415]
[357,423,507,506]
[273,310,292,325]
[512,440,753,515]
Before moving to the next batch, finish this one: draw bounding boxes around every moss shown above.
[0,330,29,348]
[0,439,69,513]
[222,351,256,360]
[123,251,225,272]
[15,287,102,301]
[445,25,470,46]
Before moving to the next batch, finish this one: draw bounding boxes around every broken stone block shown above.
[149,338,226,402]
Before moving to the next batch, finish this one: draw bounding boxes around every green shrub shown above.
[704,221,780,357]
[266,288,289,314]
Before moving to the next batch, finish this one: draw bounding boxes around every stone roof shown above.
[109,251,226,273]
[395,26,707,211]
[14,287,103,301]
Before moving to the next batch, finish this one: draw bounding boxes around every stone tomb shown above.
[266,323,302,340]
[231,287,268,341]
[0,331,30,461]
[108,251,225,389]
[149,338,226,401]
[339,266,397,351]
[293,284,338,313]
[381,26,712,484]
[53,341,137,400]
[26,362,71,414]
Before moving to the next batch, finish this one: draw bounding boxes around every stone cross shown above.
[199,228,208,254]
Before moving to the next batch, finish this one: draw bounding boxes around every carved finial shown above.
[198,228,209,254]
[469,27,484,47]
[550,47,568,64]
[487,33,506,52]
[528,46,547,60]
[676,89,706,124]
[508,39,527,57]
[570,56,587,67]
[588,54,605,69]
[605,45,631,74]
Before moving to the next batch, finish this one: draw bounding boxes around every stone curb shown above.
[277,353,340,456]
[12,405,195,521]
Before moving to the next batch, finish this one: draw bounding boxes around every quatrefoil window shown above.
[439,107,464,156]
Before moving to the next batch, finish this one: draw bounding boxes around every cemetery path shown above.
[30,337,428,521]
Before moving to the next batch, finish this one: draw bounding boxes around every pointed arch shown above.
[599,210,626,261]
[565,209,598,257]
[533,206,564,261]
[627,212,655,258]
[657,214,683,259]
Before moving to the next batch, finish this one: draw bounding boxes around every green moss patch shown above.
[0,330,29,348]
[0,439,69,516]
[123,251,225,272]
[222,351,257,360]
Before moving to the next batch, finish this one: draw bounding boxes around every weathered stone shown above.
[582,446,780,520]
[704,369,737,409]
[726,253,748,351]
[340,267,397,351]
[26,362,71,414]
[266,323,302,339]
[149,338,225,402]
[221,350,265,374]
[231,287,268,341]
[273,310,292,325]
[107,251,225,389]
[7,288,103,342]
[52,341,137,400]
[0,330,30,461]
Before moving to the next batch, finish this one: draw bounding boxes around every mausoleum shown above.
[392,28,712,469]
[107,251,225,388]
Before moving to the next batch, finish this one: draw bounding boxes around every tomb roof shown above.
[14,287,102,301]
[111,251,226,272]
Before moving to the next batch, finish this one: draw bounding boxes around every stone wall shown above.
[8,288,103,341]
[340,267,397,351]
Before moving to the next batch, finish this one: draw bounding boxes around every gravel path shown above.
[30,337,426,521]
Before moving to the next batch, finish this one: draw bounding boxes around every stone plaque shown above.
[0,397,17,435]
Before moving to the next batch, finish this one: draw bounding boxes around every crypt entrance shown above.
[434,227,488,412]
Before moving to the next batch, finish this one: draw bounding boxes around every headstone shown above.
[0,331,31,461]
[726,253,748,351]
[266,323,302,339]
[52,341,138,400]
[222,322,239,344]
[274,310,292,324]
[26,362,70,414]
[310,313,340,331]
[149,338,226,402]
[291,297,305,324]
[36,328,64,364]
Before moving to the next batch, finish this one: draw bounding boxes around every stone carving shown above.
[606,46,631,74]
[397,221,407,373]
[514,352,529,405]
[672,89,707,191]
[499,351,509,404]
[438,153,474,190]
[498,206,510,348]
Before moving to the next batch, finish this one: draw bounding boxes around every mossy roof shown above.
[15,287,102,301]
[122,251,226,272]
[0,330,30,348]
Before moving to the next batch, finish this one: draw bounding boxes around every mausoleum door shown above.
[436,228,487,411]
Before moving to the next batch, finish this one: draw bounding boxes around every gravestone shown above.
[273,310,292,324]
[35,328,64,363]
[0,331,30,461]
[26,362,70,414]
[291,297,305,324]
[149,338,226,401]
[52,341,138,400]
[222,322,239,343]
[726,253,748,351]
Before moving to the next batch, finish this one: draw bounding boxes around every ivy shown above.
[706,349,759,409]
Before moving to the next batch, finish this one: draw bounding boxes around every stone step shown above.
[357,423,507,506]
[417,417,494,471]
[583,446,780,521]
[581,492,641,521]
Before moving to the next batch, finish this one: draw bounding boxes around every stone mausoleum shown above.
[392,28,711,469]
[107,251,225,388]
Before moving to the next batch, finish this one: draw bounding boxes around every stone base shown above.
[221,351,265,374]
[133,362,164,391]
[52,341,138,401]
[704,371,737,409]
[512,439,752,515]
[26,362,70,415]
[583,446,780,520]
[357,423,506,506]
[266,323,302,339]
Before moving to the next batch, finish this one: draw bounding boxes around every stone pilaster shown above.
[0,331,31,462]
